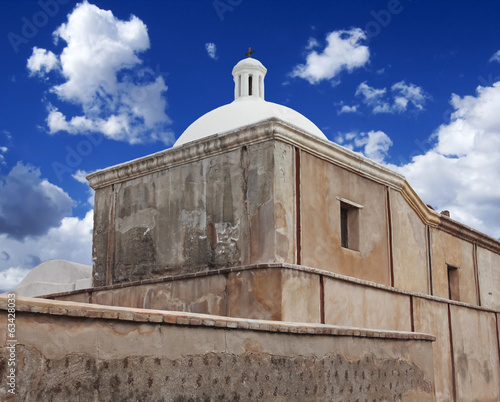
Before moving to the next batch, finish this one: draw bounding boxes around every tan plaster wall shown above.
[430,228,476,304]
[300,152,391,285]
[450,305,500,401]
[93,141,302,285]
[94,275,227,315]
[227,269,282,321]
[477,246,500,309]
[390,190,429,293]
[281,269,321,323]
[413,297,453,401]
[0,308,435,401]
[323,277,411,331]
[273,142,296,264]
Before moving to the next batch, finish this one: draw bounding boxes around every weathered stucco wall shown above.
[450,305,500,401]
[300,151,391,285]
[0,297,435,401]
[430,228,477,304]
[478,246,500,309]
[323,277,411,331]
[390,190,429,294]
[92,140,299,287]
[413,297,454,401]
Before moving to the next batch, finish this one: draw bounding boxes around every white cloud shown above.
[72,169,89,183]
[205,42,218,60]
[27,47,59,76]
[305,37,320,50]
[337,104,358,115]
[356,81,387,102]
[0,267,31,293]
[355,81,428,114]
[29,1,174,145]
[0,209,93,292]
[291,28,370,84]
[489,50,500,63]
[348,81,500,238]
[391,81,427,111]
[336,130,393,163]
[0,147,6,165]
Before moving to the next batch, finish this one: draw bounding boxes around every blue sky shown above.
[1,0,500,291]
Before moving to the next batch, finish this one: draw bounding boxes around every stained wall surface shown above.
[300,151,391,285]
[0,298,435,401]
[430,228,476,304]
[477,246,500,309]
[390,190,429,294]
[413,297,454,401]
[92,141,298,287]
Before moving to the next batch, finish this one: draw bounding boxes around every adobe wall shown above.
[92,137,296,287]
[88,122,500,310]
[47,263,500,400]
[0,296,435,401]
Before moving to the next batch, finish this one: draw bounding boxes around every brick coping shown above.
[40,262,500,315]
[0,295,435,342]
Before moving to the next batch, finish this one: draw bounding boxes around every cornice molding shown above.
[87,118,406,191]
[400,181,441,228]
[86,118,500,252]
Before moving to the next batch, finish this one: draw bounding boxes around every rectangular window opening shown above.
[447,264,460,301]
[340,207,349,248]
[249,75,253,96]
[340,201,360,251]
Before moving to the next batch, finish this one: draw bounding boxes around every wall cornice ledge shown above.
[401,181,441,228]
[87,118,406,190]
[438,215,500,253]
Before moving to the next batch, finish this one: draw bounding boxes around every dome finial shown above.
[245,47,255,58]
[232,55,267,101]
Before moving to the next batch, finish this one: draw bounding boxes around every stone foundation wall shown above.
[0,297,434,401]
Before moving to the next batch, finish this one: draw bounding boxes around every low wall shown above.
[46,263,500,401]
[0,296,434,401]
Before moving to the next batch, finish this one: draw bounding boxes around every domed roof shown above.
[175,98,327,147]
[174,55,328,147]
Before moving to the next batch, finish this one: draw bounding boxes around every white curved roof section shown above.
[7,259,92,297]
[174,97,327,147]
[174,56,328,147]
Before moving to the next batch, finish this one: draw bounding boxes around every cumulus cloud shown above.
[337,103,358,115]
[388,82,500,237]
[356,81,428,114]
[489,50,500,63]
[0,267,31,293]
[343,81,500,238]
[27,47,59,76]
[72,169,90,183]
[291,28,370,84]
[0,209,93,292]
[336,130,393,163]
[205,42,218,60]
[0,162,73,240]
[28,1,174,145]
[0,146,7,165]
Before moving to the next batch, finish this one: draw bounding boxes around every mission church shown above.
[2,52,500,401]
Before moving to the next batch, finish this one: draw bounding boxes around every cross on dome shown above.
[245,47,255,58]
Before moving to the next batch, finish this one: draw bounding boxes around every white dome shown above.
[174,97,327,147]
[173,55,328,147]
